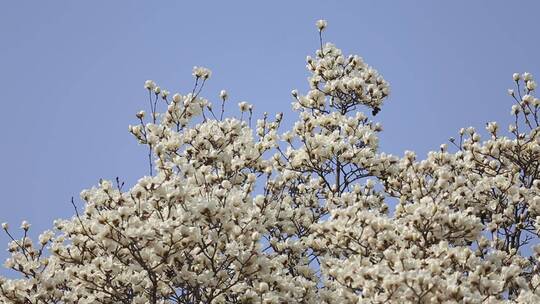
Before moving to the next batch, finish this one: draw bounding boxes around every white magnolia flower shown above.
[238,101,251,112]
[161,90,169,99]
[527,80,537,90]
[192,66,212,79]
[220,90,228,101]
[316,19,327,31]
[144,80,155,90]
[20,220,30,231]
[172,93,181,103]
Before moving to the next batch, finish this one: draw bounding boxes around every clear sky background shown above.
[0,1,539,268]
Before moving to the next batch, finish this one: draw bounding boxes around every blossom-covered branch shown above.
[1,20,540,304]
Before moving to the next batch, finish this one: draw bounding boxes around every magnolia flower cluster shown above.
[297,25,389,116]
[1,20,540,304]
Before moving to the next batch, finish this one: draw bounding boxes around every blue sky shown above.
[0,1,539,266]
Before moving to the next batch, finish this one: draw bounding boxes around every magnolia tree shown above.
[1,20,540,304]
